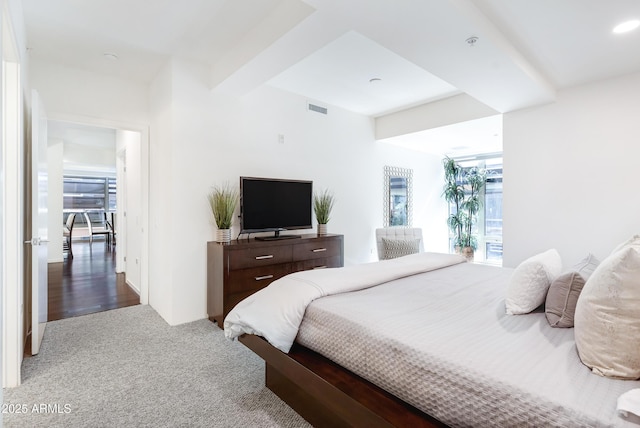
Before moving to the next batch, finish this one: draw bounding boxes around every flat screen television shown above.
[240,176,313,240]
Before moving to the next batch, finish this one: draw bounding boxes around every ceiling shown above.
[22,0,640,153]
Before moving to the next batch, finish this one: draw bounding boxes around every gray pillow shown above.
[381,238,420,260]
[572,253,600,278]
[545,272,586,328]
[545,254,599,328]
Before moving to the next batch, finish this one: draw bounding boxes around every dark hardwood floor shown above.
[48,239,140,321]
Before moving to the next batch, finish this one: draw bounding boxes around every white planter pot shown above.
[216,229,231,243]
[317,224,327,236]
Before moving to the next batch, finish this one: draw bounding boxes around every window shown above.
[483,158,503,263]
[449,156,503,265]
[108,177,117,211]
[63,175,116,226]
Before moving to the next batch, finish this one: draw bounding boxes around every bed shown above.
[225,252,640,427]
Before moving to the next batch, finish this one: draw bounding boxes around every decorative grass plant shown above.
[313,189,335,225]
[207,183,238,230]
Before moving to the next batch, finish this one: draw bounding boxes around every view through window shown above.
[63,175,116,226]
[449,156,503,264]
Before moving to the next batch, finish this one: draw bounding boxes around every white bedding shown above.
[296,261,640,427]
[224,252,465,352]
[225,252,640,426]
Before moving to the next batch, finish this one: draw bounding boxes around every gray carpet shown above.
[3,305,311,427]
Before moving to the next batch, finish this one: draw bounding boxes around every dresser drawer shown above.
[228,245,293,270]
[293,239,341,261]
[227,263,293,294]
[294,256,343,271]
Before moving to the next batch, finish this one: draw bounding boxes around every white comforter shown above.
[224,252,465,352]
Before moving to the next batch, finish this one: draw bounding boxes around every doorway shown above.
[47,120,144,320]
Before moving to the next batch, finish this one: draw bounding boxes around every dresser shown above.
[207,233,344,327]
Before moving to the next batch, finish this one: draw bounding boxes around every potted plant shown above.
[313,189,335,236]
[442,157,487,261]
[207,183,238,243]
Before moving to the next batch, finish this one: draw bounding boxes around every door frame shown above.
[49,113,150,305]
[2,5,24,388]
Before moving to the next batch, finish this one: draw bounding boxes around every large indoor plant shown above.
[313,189,335,236]
[442,157,487,260]
[207,183,238,243]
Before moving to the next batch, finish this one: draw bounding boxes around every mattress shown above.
[295,262,640,427]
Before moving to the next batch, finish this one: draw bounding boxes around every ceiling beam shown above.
[375,93,498,141]
[211,0,324,94]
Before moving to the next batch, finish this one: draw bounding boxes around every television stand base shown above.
[255,234,301,241]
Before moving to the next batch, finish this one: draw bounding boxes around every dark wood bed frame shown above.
[239,334,447,427]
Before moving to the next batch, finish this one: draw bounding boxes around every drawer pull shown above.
[312,248,327,253]
[255,255,274,260]
[255,275,274,281]
[313,265,327,269]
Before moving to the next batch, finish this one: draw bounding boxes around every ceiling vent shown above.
[308,102,328,115]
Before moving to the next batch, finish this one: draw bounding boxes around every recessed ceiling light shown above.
[369,77,382,84]
[103,52,119,60]
[613,19,640,34]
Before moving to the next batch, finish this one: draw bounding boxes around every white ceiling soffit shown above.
[267,31,461,116]
[380,114,503,157]
[334,0,556,113]
[219,0,556,114]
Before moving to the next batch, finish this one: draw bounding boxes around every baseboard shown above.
[126,279,140,295]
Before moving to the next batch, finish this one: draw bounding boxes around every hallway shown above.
[48,240,140,321]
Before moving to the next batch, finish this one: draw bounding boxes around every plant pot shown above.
[216,228,231,243]
[317,223,327,236]
[461,246,474,262]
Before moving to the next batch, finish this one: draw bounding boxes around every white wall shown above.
[121,130,142,293]
[47,138,64,262]
[503,72,640,268]
[149,58,445,325]
[148,60,174,322]
[63,141,116,176]
[29,59,149,125]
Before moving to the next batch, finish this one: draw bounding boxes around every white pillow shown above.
[574,245,640,379]
[505,249,562,315]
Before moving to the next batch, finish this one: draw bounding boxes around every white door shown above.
[29,90,48,355]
